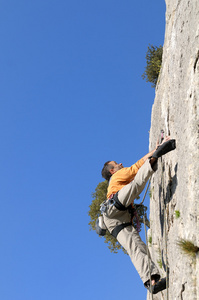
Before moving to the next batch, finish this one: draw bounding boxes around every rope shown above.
[144,216,154,300]
[142,131,169,298]
[130,178,151,233]
[160,132,169,300]
[138,178,151,205]
[164,202,169,300]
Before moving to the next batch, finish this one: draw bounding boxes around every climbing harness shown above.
[111,222,132,238]
[97,176,152,238]
[108,193,137,238]
[109,192,149,235]
[95,214,132,238]
[96,193,133,238]
[97,182,153,238]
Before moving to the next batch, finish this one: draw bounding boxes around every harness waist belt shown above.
[113,192,128,211]
[111,222,132,238]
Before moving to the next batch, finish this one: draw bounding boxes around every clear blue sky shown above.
[0,1,166,299]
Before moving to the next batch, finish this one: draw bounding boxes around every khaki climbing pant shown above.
[103,159,160,284]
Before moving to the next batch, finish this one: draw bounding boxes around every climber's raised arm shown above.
[141,136,171,162]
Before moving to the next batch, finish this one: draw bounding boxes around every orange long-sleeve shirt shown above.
[107,158,145,198]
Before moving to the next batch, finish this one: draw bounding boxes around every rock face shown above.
[148,0,199,299]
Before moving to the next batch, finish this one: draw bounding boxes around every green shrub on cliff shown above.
[142,44,163,87]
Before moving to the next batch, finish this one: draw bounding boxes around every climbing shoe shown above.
[152,139,176,159]
[146,277,167,294]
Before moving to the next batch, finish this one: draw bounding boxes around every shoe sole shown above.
[152,139,176,159]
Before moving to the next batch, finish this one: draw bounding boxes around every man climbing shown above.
[100,137,176,294]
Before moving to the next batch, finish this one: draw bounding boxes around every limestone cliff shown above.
[147,0,199,299]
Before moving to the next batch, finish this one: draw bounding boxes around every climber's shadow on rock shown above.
[158,163,178,272]
[159,163,178,237]
[165,163,178,205]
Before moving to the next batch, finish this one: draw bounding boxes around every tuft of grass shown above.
[175,210,180,219]
[149,187,154,199]
[157,258,163,269]
[156,248,163,269]
[177,239,199,257]
[148,236,152,245]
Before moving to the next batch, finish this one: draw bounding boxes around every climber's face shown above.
[109,161,124,175]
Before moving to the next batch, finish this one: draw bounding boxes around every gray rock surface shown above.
[147,0,199,299]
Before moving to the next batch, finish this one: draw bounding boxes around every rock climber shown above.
[100,137,176,294]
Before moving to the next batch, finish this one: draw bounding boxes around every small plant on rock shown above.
[157,258,163,269]
[177,238,199,257]
[148,236,152,245]
[174,210,180,219]
[149,187,154,199]
[157,248,163,269]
